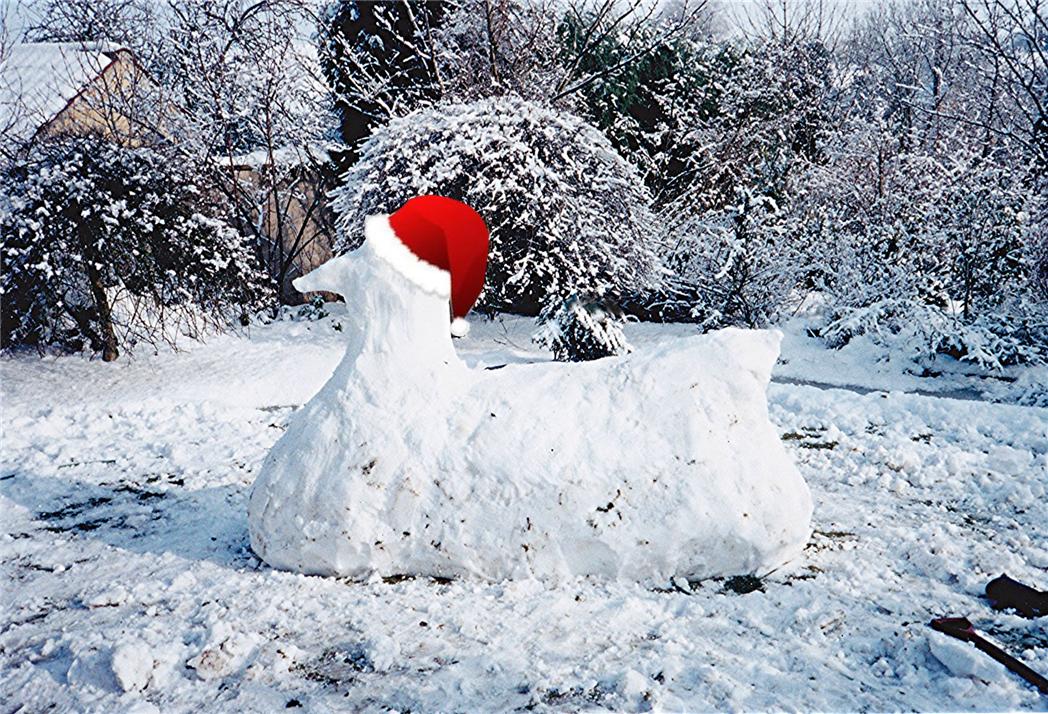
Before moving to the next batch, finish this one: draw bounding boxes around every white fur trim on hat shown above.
[365,214,451,297]
[450,317,470,338]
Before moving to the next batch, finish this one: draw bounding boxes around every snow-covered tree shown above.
[18,0,341,308]
[960,0,1048,173]
[316,0,709,163]
[533,294,632,361]
[22,0,162,65]
[683,36,832,209]
[332,96,666,314]
[318,0,446,157]
[1030,201,1048,303]
[138,1,331,155]
[556,20,727,205]
[159,2,339,307]
[1,136,270,360]
[806,129,1046,367]
[788,0,1048,368]
[634,27,834,325]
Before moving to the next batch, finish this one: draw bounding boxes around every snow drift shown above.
[248,225,812,583]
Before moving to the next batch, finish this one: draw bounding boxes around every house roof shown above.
[0,41,127,143]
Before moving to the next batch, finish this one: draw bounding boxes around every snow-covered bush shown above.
[332,96,665,314]
[820,299,1048,370]
[533,295,632,362]
[1,136,270,360]
[813,149,1048,368]
[648,188,800,328]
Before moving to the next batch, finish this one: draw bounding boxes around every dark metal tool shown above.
[986,574,1048,619]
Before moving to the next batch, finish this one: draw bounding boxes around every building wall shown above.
[232,164,337,305]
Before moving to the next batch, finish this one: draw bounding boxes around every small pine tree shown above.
[534,295,632,362]
[1,136,270,360]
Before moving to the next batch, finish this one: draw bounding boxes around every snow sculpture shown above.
[248,215,813,584]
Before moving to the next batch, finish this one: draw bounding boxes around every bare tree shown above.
[960,0,1048,169]
[153,0,338,304]
[0,4,25,166]
[735,0,846,47]
[23,0,161,56]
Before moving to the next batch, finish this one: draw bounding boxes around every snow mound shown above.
[247,238,812,583]
[928,632,1006,683]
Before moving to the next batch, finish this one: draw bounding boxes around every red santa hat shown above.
[364,196,489,337]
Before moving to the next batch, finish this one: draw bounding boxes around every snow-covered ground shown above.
[2,309,1047,712]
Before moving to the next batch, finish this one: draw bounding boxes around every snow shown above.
[927,632,1008,684]
[111,639,155,692]
[2,306,1047,710]
[0,42,123,142]
[249,243,812,582]
[222,142,338,169]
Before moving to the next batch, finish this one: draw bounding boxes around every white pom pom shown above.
[450,317,470,338]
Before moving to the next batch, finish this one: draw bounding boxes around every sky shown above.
[3,0,882,44]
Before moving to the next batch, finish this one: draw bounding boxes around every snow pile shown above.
[927,632,1008,684]
[248,237,812,583]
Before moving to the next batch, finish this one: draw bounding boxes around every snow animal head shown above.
[295,196,489,336]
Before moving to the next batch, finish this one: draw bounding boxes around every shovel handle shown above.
[930,617,1048,695]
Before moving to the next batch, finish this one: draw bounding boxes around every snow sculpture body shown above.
[248,216,813,584]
